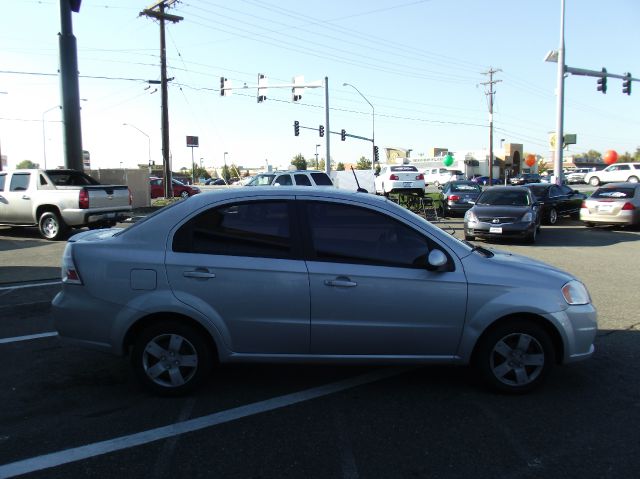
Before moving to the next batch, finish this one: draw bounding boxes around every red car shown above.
[150,177,201,199]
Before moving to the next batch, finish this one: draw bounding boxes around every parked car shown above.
[423,168,464,187]
[509,173,541,185]
[150,177,201,199]
[0,169,131,240]
[374,164,424,196]
[464,186,541,243]
[245,170,333,187]
[524,183,586,225]
[440,181,483,216]
[205,178,226,186]
[584,163,640,187]
[580,182,640,227]
[566,168,592,184]
[52,187,596,396]
[470,175,501,186]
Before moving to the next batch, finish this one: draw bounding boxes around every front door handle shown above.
[183,270,216,279]
[324,278,357,288]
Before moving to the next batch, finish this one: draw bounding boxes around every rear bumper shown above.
[62,207,132,226]
[580,208,639,225]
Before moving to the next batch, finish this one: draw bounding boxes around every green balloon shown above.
[443,154,454,167]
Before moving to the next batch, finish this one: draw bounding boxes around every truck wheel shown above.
[38,211,69,241]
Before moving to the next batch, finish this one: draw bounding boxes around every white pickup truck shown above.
[0,169,132,240]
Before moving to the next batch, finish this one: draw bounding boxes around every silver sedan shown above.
[580,182,640,227]
[52,187,597,395]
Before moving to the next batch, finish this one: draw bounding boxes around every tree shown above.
[318,158,326,170]
[337,162,345,171]
[355,156,372,170]
[221,165,232,182]
[291,154,307,170]
[17,160,39,169]
[619,151,633,162]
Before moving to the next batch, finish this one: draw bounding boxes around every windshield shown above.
[477,189,530,206]
[247,174,276,186]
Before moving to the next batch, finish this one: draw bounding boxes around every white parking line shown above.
[0,281,60,292]
[0,367,409,478]
[0,332,58,345]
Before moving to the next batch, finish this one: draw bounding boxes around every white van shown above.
[423,168,465,187]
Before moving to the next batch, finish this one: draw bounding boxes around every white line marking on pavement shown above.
[0,281,60,292]
[0,332,58,345]
[0,367,410,479]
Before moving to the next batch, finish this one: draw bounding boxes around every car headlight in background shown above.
[562,280,591,305]
[465,210,478,223]
[521,211,533,222]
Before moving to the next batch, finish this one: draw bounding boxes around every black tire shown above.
[474,320,555,394]
[627,176,639,184]
[525,225,537,244]
[464,234,475,241]
[547,208,558,225]
[589,177,600,187]
[131,320,213,396]
[38,211,69,241]
[585,222,595,228]
[180,190,190,199]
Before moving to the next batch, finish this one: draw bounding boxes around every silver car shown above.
[52,188,596,396]
[580,182,640,227]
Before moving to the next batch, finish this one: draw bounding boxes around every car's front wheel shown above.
[180,190,190,199]
[589,177,600,187]
[132,320,213,396]
[475,320,554,394]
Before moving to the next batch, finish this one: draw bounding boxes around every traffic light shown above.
[220,77,231,97]
[597,68,607,94]
[623,72,632,95]
[374,145,379,162]
[220,77,225,96]
[319,125,324,137]
[341,129,346,141]
[294,121,300,136]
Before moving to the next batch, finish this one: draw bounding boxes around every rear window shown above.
[46,170,100,186]
[390,166,418,172]
[310,172,333,186]
[591,187,635,199]
[451,183,481,192]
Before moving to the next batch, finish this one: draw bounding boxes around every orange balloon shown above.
[603,150,618,165]
[525,154,536,167]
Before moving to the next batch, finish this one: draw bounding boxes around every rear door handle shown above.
[324,278,357,288]
[183,270,216,279]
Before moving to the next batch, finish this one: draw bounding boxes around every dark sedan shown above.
[510,173,541,185]
[524,183,585,225]
[440,181,483,216]
[464,186,541,243]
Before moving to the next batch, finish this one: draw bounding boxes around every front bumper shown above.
[544,304,597,364]
[465,220,535,239]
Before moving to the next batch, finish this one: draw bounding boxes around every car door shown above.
[165,198,310,354]
[302,200,467,356]
[3,172,34,223]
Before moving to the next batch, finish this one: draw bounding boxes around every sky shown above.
[1,0,639,172]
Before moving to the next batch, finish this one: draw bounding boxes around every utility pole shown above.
[481,68,502,185]
[140,1,182,199]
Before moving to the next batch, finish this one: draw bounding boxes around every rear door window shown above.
[10,173,30,191]
[310,173,333,186]
[294,174,312,186]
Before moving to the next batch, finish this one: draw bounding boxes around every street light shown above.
[343,82,375,175]
[315,144,321,169]
[122,123,151,173]
[546,0,566,185]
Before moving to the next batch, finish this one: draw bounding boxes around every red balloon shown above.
[603,150,618,165]
[525,154,536,167]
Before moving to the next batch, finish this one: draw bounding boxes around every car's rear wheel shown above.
[589,177,600,186]
[475,320,554,394]
[132,320,213,396]
[464,234,475,241]
[180,190,190,199]
[585,222,595,228]
[627,176,639,183]
[547,208,558,225]
[38,211,69,241]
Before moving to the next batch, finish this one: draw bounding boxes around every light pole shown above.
[223,152,228,183]
[315,144,320,169]
[123,123,151,173]
[42,105,61,169]
[343,82,375,175]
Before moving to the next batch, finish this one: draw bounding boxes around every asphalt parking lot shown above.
[1,211,639,478]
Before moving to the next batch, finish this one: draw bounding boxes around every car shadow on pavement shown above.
[0,266,60,285]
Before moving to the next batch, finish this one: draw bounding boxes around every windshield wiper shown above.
[463,241,494,257]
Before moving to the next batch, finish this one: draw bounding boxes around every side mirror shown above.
[426,249,448,270]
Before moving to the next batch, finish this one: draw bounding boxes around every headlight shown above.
[521,211,533,222]
[464,210,478,223]
[562,280,591,305]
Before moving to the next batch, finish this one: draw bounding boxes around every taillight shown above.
[61,246,82,285]
[79,189,89,209]
[448,195,460,201]
[581,201,587,208]
[416,173,424,180]
[128,188,133,205]
[622,202,635,211]
[389,174,399,180]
